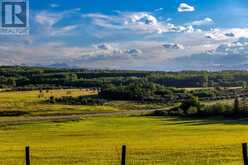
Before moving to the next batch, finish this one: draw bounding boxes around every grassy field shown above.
[0,116,247,165]
[203,98,235,106]
[180,87,243,91]
[0,89,167,117]
[0,89,246,165]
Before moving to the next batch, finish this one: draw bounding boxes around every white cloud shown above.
[125,48,142,55]
[35,9,81,37]
[95,43,142,56]
[35,9,81,27]
[123,12,197,33]
[205,28,248,40]
[10,9,248,70]
[0,35,235,70]
[165,37,248,71]
[225,32,235,37]
[162,43,184,49]
[123,12,167,33]
[35,11,63,27]
[215,37,248,55]
[205,33,219,40]
[95,43,114,50]
[171,25,195,33]
[125,13,158,25]
[83,12,197,34]
[191,17,214,26]
[178,3,195,12]
[95,43,123,54]
[0,40,178,69]
[50,25,78,36]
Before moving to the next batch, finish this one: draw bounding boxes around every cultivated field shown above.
[0,89,247,165]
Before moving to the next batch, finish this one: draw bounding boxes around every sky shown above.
[1,0,248,70]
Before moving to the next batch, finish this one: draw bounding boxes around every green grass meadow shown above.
[0,89,247,165]
[0,89,166,117]
[0,116,248,165]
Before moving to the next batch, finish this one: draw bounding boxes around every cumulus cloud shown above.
[205,33,219,40]
[83,12,197,34]
[215,37,248,55]
[123,12,167,33]
[191,17,214,26]
[0,41,145,68]
[162,43,184,49]
[204,28,248,40]
[164,38,248,70]
[125,12,158,25]
[95,43,114,50]
[9,8,248,70]
[177,3,195,12]
[225,32,235,37]
[171,25,195,33]
[95,43,142,56]
[205,29,233,40]
[124,48,142,55]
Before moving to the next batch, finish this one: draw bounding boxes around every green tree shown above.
[241,81,247,89]
[65,73,78,81]
[202,73,209,87]
[7,78,16,87]
[180,96,201,114]
[187,106,198,115]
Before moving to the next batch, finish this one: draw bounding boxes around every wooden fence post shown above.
[25,146,30,165]
[242,143,248,165]
[121,145,126,165]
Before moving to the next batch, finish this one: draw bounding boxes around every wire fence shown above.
[2,143,248,165]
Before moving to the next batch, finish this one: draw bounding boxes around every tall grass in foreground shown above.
[0,116,246,165]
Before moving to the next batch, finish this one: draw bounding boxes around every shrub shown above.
[187,106,198,115]
[200,103,233,116]
[49,95,107,106]
[150,110,167,116]
[180,96,201,114]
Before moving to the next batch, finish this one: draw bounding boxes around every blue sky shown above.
[30,0,248,27]
[1,0,248,70]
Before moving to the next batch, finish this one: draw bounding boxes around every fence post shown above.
[25,146,30,165]
[242,143,248,165]
[121,145,126,165]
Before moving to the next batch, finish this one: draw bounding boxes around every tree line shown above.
[151,96,248,118]
[1,66,248,89]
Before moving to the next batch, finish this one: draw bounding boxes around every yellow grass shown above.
[0,89,168,117]
[203,99,235,106]
[0,116,247,165]
[0,89,246,165]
